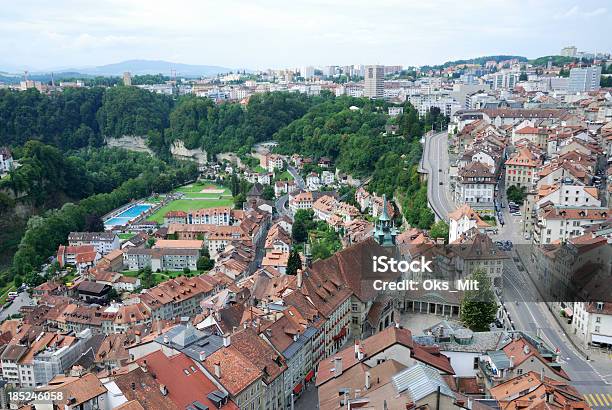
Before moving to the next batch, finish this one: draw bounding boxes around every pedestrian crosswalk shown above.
[583,393,612,408]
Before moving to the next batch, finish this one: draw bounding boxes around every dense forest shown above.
[0,86,443,284]
[167,92,314,155]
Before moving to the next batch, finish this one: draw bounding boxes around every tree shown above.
[197,255,214,271]
[183,267,191,275]
[262,185,275,201]
[139,266,154,289]
[84,214,104,232]
[460,270,498,332]
[107,288,120,302]
[286,249,302,275]
[292,220,308,243]
[519,72,528,81]
[506,185,526,203]
[429,221,449,241]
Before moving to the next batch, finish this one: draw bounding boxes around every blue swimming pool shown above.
[105,204,152,227]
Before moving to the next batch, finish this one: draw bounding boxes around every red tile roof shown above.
[137,351,239,410]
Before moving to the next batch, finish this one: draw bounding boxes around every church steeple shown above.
[374,194,397,247]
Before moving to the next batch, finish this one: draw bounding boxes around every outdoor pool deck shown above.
[104,203,153,228]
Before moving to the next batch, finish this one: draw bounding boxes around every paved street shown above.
[275,165,304,217]
[0,291,34,321]
[421,130,457,220]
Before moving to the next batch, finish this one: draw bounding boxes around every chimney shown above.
[223,334,231,347]
[354,340,360,358]
[356,344,364,361]
[199,351,207,361]
[334,357,343,376]
[163,335,169,344]
[159,384,168,396]
[467,397,473,409]
[141,359,148,372]
[365,371,371,390]
[297,269,303,289]
[214,361,221,378]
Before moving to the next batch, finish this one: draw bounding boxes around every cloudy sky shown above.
[1,0,610,72]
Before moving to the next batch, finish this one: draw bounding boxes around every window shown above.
[517,369,523,375]
[595,326,600,333]
[596,317,601,323]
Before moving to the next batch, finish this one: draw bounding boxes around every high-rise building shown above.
[123,71,132,86]
[364,65,384,99]
[491,71,520,90]
[568,66,602,93]
[300,66,315,79]
[560,46,578,57]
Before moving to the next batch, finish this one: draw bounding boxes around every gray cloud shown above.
[1,0,610,72]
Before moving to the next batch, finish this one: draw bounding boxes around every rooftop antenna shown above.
[24,70,29,81]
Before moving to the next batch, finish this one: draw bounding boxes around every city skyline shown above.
[1,0,610,72]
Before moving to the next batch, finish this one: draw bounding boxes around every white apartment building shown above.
[305,173,321,191]
[568,66,602,93]
[536,184,600,209]
[321,170,335,185]
[68,232,120,255]
[491,70,520,90]
[364,65,384,99]
[572,302,612,347]
[448,204,490,243]
[455,162,496,208]
[289,191,314,215]
[534,206,609,245]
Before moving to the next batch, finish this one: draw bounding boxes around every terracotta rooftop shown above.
[203,346,263,396]
[136,350,239,410]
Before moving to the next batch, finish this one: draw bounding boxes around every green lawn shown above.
[147,198,234,223]
[275,170,293,181]
[253,165,266,173]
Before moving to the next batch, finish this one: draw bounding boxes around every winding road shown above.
[421,131,457,221]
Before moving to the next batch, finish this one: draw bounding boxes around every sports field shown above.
[147,182,234,223]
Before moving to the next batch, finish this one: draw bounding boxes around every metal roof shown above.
[282,326,318,360]
[392,363,455,402]
[487,350,512,370]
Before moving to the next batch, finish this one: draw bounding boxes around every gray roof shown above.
[282,326,317,360]
[486,350,512,370]
[413,330,507,353]
[392,363,455,402]
[69,232,117,242]
[155,324,223,362]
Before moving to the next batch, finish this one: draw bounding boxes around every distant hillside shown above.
[529,55,578,67]
[71,59,236,77]
[421,55,528,70]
